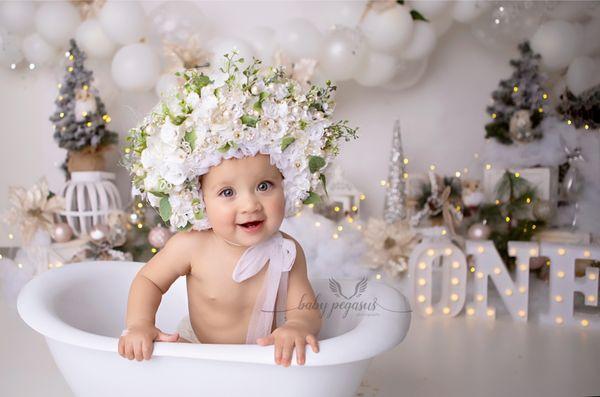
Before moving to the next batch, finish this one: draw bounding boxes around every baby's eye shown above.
[219,188,234,197]
[257,181,273,192]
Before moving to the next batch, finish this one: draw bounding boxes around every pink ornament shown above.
[148,226,172,249]
[51,222,74,243]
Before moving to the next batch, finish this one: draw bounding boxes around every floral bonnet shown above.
[123,52,357,232]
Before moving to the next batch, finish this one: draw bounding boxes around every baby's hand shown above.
[118,323,179,361]
[256,321,319,367]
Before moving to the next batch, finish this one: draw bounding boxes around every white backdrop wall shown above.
[0,1,515,246]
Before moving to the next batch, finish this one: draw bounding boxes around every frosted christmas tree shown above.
[50,39,117,177]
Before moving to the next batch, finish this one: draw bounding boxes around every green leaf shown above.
[281,136,295,151]
[149,191,168,198]
[184,130,197,151]
[309,155,326,173]
[253,100,263,112]
[302,191,321,205]
[241,114,258,128]
[159,197,172,223]
[410,10,428,22]
[218,142,231,153]
[396,0,404,4]
[178,221,194,232]
[319,173,328,197]
[194,209,204,220]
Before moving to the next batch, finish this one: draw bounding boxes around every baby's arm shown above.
[257,233,322,367]
[118,231,194,361]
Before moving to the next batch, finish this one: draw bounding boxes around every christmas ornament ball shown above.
[89,224,110,242]
[509,109,535,143]
[533,199,555,221]
[467,222,491,240]
[148,226,172,249]
[51,222,73,243]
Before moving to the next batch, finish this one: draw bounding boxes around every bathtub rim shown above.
[17,261,411,367]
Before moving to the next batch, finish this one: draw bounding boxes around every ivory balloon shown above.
[531,20,580,71]
[99,1,146,45]
[76,19,117,59]
[319,26,368,82]
[408,0,451,19]
[22,33,56,67]
[277,19,322,60]
[208,37,254,70]
[400,21,437,60]
[245,26,277,63]
[582,19,600,56]
[384,57,429,91]
[0,29,23,67]
[35,2,80,47]
[452,1,488,23]
[149,1,210,46]
[566,57,600,96]
[361,5,413,51]
[336,0,369,27]
[111,43,160,92]
[0,1,35,34]
[354,50,397,87]
[429,11,454,37]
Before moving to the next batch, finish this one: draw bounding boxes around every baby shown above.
[118,153,321,366]
[118,52,357,367]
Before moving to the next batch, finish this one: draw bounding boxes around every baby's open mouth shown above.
[237,220,264,230]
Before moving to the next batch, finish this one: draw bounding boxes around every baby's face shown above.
[201,154,285,246]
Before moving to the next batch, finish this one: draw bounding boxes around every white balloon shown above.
[400,21,437,60]
[384,57,429,91]
[208,37,254,70]
[155,73,181,98]
[0,29,23,67]
[361,5,414,52]
[111,43,160,92]
[354,50,397,87]
[429,11,454,37]
[408,0,451,19]
[582,19,600,56]
[452,1,488,23]
[319,26,368,82]
[245,26,277,63]
[335,1,369,27]
[22,33,56,67]
[35,2,80,47]
[0,1,35,34]
[277,19,322,60]
[566,57,600,96]
[99,1,146,45]
[75,19,117,59]
[148,1,210,46]
[531,20,581,71]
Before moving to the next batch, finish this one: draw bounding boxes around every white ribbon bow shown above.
[231,232,296,344]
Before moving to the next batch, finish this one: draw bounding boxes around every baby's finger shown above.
[274,338,284,365]
[256,334,274,346]
[125,341,135,360]
[118,337,124,357]
[142,339,152,360]
[306,334,319,353]
[134,340,144,361]
[281,338,295,367]
[295,337,306,365]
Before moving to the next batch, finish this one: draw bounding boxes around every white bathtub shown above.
[17,261,411,397]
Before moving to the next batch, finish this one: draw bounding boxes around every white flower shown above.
[159,118,182,146]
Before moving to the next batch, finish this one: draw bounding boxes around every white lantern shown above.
[59,172,122,237]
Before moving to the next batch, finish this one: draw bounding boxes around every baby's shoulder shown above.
[166,229,210,250]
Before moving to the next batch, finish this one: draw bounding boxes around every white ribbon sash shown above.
[231,232,296,344]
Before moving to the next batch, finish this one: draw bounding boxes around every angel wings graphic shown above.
[328,277,368,300]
